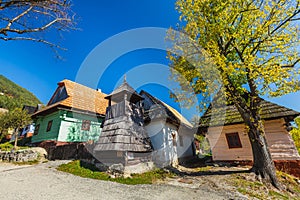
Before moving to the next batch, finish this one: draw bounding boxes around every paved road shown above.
[0,161,237,200]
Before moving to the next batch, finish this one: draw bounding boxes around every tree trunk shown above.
[242,113,280,189]
[13,127,19,150]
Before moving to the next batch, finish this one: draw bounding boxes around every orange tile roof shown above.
[33,79,108,116]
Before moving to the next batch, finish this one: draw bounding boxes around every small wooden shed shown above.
[93,79,152,170]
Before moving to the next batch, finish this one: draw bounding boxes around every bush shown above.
[0,142,13,151]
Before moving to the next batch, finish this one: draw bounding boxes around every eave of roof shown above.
[32,79,108,117]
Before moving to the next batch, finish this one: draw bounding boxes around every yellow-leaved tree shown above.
[168,0,300,188]
[291,117,300,154]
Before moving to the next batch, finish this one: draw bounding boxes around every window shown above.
[127,152,134,160]
[225,132,242,148]
[117,151,123,157]
[81,120,91,131]
[34,124,40,135]
[46,120,53,132]
[48,86,68,105]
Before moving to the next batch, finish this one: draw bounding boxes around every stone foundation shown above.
[124,162,155,175]
[35,141,93,160]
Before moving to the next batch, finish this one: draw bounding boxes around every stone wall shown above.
[0,149,39,163]
[37,141,93,160]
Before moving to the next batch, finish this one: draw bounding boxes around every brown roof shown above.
[199,98,300,127]
[33,80,108,116]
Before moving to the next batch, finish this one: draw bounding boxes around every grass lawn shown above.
[57,160,175,185]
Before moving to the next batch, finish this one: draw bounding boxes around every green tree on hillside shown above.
[0,75,42,110]
[168,0,300,188]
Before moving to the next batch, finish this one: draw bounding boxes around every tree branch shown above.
[281,58,300,68]
[5,5,33,30]
[0,36,67,50]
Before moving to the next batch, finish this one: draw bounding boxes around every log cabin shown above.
[197,98,300,162]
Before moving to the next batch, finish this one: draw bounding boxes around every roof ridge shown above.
[59,79,107,95]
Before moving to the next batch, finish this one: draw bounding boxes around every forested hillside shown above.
[0,75,41,110]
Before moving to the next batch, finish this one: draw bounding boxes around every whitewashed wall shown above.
[145,120,194,167]
[177,125,194,159]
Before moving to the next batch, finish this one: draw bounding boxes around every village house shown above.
[31,80,108,146]
[94,78,195,171]
[197,98,300,162]
[20,105,41,138]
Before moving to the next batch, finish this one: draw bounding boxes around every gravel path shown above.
[0,161,241,200]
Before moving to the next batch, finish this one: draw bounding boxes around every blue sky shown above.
[0,0,299,120]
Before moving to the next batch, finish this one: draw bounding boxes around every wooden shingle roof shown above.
[105,78,143,103]
[32,80,108,116]
[199,98,299,128]
[140,90,193,128]
[94,101,152,152]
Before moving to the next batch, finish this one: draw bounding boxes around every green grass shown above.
[57,160,175,185]
[0,142,30,151]
[268,191,289,200]
[12,159,40,165]
[0,141,30,151]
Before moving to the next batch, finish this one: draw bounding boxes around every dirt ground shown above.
[0,161,247,200]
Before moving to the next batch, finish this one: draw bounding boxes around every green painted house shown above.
[31,79,108,144]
